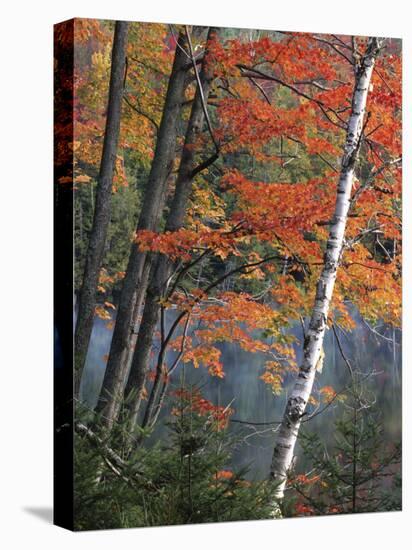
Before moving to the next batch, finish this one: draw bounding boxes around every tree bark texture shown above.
[74,21,129,397]
[95,30,198,428]
[269,37,382,500]
[108,259,151,424]
[124,28,220,434]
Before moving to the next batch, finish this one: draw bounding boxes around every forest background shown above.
[1,1,411,550]
[66,16,402,528]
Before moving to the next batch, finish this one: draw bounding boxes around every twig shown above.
[332,323,354,379]
[123,95,159,132]
[230,418,282,426]
[316,152,339,173]
[311,35,354,65]
[185,26,219,154]
[74,422,158,491]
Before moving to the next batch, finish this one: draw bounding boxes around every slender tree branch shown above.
[351,156,402,204]
[316,152,339,173]
[247,76,272,103]
[75,422,159,491]
[185,26,220,154]
[123,95,159,132]
[238,64,347,129]
[191,151,219,178]
[237,64,324,105]
[332,324,354,379]
[311,35,354,65]
[230,418,281,426]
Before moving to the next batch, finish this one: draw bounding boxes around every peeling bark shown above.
[74,22,129,397]
[269,37,383,501]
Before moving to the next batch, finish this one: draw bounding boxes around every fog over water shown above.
[80,307,401,480]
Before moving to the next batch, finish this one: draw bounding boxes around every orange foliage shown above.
[73,23,401,402]
[173,388,233,430]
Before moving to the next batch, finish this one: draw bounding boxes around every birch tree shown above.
[74,21,129,396]
[269,36,384,500]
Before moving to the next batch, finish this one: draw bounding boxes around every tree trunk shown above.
[109,259,151,424]
[269,37,382,501]
[95,30,199,428]
[74,21,129,396]
[124,28,220,434]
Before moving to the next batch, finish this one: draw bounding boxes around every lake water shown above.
[80,306,402,480]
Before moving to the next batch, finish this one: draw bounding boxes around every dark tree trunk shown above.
[107,259,151,425]
[124,28,220,434]
[74,21,129,396]
[95,30,200,428]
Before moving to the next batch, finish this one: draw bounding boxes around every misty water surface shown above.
[80,307,401,480]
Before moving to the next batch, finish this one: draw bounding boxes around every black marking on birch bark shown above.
[272,443,288,458]
[316,280,327,300]
[323,249,333,263]
[303,348,311,363]
[323,254,336,272]
[286,396,306,422]
[310,315,325,332]
[301,361,311,374]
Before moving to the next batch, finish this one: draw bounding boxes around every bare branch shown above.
[311,35,354,65]
[332,324,354,379]
[123,95,159,132]
[185,26,220,154]
[316,152,339,173]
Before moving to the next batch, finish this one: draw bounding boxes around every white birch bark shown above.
[269,37,383,501]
